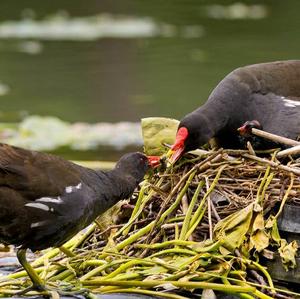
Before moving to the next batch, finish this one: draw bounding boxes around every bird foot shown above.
[14,283,47,295]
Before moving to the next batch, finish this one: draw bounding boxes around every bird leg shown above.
[16,248,46,293]
[16,248,85,296]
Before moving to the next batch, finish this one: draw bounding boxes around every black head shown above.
[115,152,159,183]
[237,120,262,137]
[180,116,213,152]
[170,116,212,162]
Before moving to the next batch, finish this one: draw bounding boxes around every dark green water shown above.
[0,0,300,159]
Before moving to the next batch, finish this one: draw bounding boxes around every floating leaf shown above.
[141,117,179,155]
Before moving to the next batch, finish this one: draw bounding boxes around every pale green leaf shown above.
[250,230,269,252]
[141,117,179,155]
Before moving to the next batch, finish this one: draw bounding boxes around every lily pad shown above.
[141,117,179,155]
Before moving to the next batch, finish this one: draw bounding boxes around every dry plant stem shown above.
[251,128,300,147]
[250,270,267,288]
[225,149,278,156]
[243,153,300,175]
[276,144,300,158]
[210,200,221,221]
[248,260,275,293]
[135,239,205,250]
[247,141,256,156]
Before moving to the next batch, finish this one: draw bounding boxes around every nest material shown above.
[1,148,300,299]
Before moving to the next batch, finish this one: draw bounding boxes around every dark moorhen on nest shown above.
[171,60,300,161]
[0,143,160,291]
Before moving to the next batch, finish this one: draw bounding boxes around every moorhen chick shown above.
[0,143,160,291]
[171,60,300,161]
[237,120,289,151]
[237,120,275,149]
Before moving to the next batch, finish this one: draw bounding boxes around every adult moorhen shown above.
[0,143,160,291]
[171,60,300,161]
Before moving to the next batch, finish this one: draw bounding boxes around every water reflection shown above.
[0,1,299,160]
[0,115,142,151]
[0,12,204,40]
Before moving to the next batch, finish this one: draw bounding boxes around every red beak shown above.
[237,125,247,136]
[147,156,161,168]
[170,127,189,163]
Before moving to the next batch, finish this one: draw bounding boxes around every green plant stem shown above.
[274,173,294,220]
[179,181,204,240]
[80,260,107,269]
[248,260,275,293]
[82,279,256,293]
[186,165,227,238]
[135,240,198,249]
[116,171,196,251]
[118,176,166,237]
[149,248,197,258]
[79,259,125,281]
[97,260,154,280]
[103,288,190,299]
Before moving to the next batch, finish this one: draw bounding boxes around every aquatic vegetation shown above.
[0,118,299,298]
[0,115,143,151]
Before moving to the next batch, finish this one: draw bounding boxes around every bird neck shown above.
[92,168,138,215]
[189,100,231,138]
[107,168,138,198]
[202,72,253,132]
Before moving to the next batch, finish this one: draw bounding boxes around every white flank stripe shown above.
[36,196,63,204]
[284,103,296,108]
[282,97,300,108]
[31,221,48,228]
[65,186,73,193]
[25,202,50,211]
[65,182,82,193]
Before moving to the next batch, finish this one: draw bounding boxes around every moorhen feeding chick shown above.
[171,60,300,161]
[0,143,160,291]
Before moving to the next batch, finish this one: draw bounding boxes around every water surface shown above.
[0,0,299,159]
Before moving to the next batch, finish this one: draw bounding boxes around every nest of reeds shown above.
[1,145,300,299]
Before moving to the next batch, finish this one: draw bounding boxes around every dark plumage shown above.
[0,143,158,290]
[171,60,300,160]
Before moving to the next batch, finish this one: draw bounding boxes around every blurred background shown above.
[0,0,299,161]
